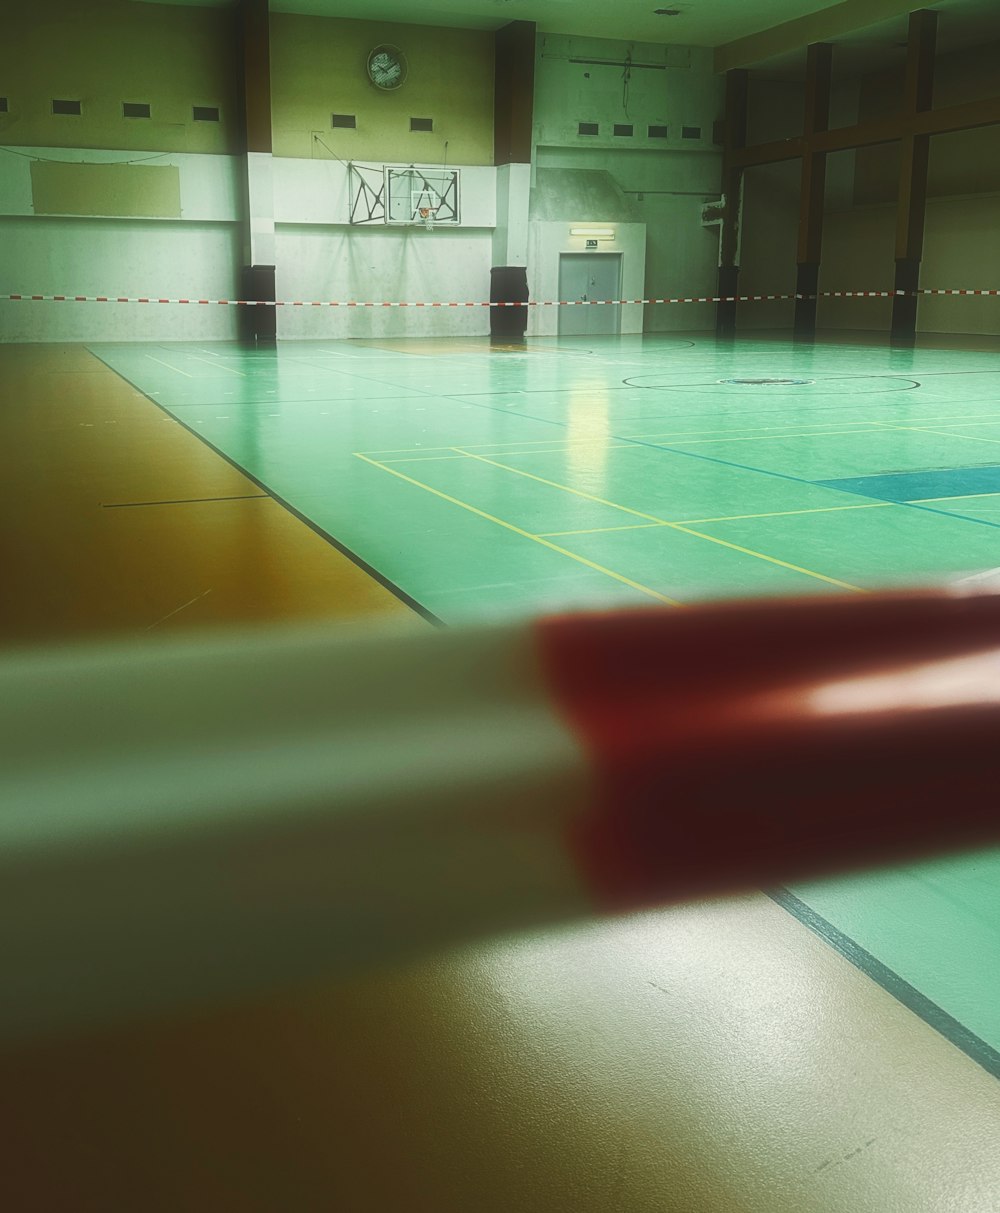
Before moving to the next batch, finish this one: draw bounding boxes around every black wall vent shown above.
[410,116,433,132]
[648,124,669,138]
[193,105,220,122]
[578,121,599,136]
[613,123,633,137]
[0,97,8,113]
[123,102,151,119]
[681,125,701,139]
[332,113,357,128]
[52,99,82,116]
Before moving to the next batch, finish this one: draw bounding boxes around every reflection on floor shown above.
[92,334,1000,623]
[2,334,999,1212]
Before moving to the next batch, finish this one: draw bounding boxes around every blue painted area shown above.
[819,465,1000,502]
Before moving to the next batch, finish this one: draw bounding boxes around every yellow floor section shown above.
[0,344,413,644]
[2,344,999,1212]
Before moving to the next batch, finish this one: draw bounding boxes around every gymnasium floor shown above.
[85,330,1000,1070]
[3,331,1000,1211]
[91,332,1000,622]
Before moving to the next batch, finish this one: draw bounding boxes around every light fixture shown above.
[570,226,616,239]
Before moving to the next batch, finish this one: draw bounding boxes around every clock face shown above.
[368,45,406,90]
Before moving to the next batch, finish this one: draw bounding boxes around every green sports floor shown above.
[92,331,1000,1076]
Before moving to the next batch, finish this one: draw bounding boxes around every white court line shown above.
[145,354,193,378]
[179,352,247,377]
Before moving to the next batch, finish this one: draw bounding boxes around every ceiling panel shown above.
[130,0,851,47]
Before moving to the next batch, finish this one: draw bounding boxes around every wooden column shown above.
[239,0,276,345]
[494,20,535,166]
[891,9,937,347]
[794,43,833,341]
[492,21,536,340]
[717,69,748,338]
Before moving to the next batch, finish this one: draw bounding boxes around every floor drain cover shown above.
[719,377,815,386]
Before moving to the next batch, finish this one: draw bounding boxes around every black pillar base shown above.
[240,264,276,346]
[890,258,920,347]
[716,266,739,338]
[490,266,529,339]
[794,262,820,341]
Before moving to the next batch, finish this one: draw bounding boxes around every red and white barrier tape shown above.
[4,288,999,308]
[3,589,1000,1038]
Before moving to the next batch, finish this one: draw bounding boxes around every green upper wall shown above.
[270,15,494,165]
[0,0,240,155]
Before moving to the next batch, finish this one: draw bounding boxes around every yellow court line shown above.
[353,454,683,607]
[639,426,882,448]
[357,410,1000,459]
[145,354,193,378]
[378,446,637,464]
[453,449,862,593]
[870,421,1000,447]
[539,522,666,538]
[680,502,894,524]
[376,453,473,464]
[895,415,1000,429]
[538,501,894,538]
[358,436,636,456]
[910,491,1000,504]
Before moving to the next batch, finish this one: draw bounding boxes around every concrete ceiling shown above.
[133,0,879,47]
[133,0,1000,66]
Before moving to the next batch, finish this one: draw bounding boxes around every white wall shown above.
[534,148,721,331]
[528,222,646,336]
[0,217,243,342]
[531,35,723,334]
[0,145,241,222]
[534,35,719,155]
[270,157,497,337]
[275,226,494,338]
[0,145,243,341]
[0,146,501,342]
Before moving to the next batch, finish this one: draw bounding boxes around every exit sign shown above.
[585,238,598,249]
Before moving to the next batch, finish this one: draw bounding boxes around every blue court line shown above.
[452,394,1000,536]
[820,465,1000,502]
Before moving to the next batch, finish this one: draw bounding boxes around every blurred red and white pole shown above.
[2,589,1000,1039]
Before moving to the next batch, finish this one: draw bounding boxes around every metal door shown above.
[558,254,622,336]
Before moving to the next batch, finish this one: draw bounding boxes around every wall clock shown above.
[367,45,407,91]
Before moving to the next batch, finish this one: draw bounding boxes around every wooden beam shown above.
[240,0,271,156]
[795,43,833,340]
[717,70,748,338]
[730,95,1000,171]
[892,10,937,347]
[239,0,275,346]
[494,22,536,166]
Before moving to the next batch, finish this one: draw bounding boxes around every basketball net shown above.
[419,206,436,231]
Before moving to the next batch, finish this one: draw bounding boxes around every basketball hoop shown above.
[418,205,437,231]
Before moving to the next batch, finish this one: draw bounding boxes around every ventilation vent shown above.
[578,121,599,136]
[0,97,8,113]
[613,123,633,137]
[331,113,357,129]
[681,125,701,139]
[192,105,220,122]
[52,99,82,116]
[410,116,433,132]
[648,123,669,139]
[123,102,151,119]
